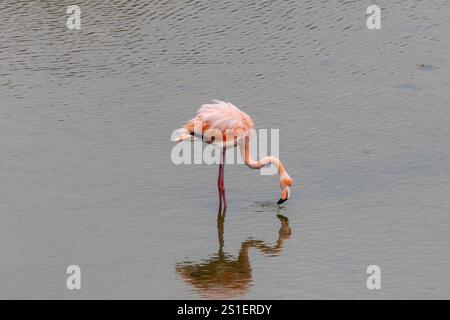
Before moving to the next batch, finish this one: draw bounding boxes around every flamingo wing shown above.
[182,100,254,144]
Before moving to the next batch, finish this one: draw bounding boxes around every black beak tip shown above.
[277,198,287,205]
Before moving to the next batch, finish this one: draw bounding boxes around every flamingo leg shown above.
[217,161,223,212]
[217,147,227,215]
[221,148,227,212]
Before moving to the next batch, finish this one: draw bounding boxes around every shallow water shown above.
[1,0,450,299]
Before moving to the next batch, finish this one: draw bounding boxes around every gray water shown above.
[1,0,450,299]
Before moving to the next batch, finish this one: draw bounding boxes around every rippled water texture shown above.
[1,0,449,299]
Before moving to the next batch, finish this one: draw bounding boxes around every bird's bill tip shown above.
[277,198,287,205]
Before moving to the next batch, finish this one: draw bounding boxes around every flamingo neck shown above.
[239,140,286,175]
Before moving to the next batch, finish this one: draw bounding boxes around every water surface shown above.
[1,0,450,299]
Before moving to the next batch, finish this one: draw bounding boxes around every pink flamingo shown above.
[175,100,293,212]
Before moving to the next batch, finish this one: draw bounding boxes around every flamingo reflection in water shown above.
[175,213,292,299]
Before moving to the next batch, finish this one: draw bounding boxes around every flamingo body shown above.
[178,100,254,148]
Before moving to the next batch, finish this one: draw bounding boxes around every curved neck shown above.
[239,139,286,175]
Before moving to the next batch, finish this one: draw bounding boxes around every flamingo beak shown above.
[277,187,290,205]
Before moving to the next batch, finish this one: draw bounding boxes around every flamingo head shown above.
[277,172,293,205]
